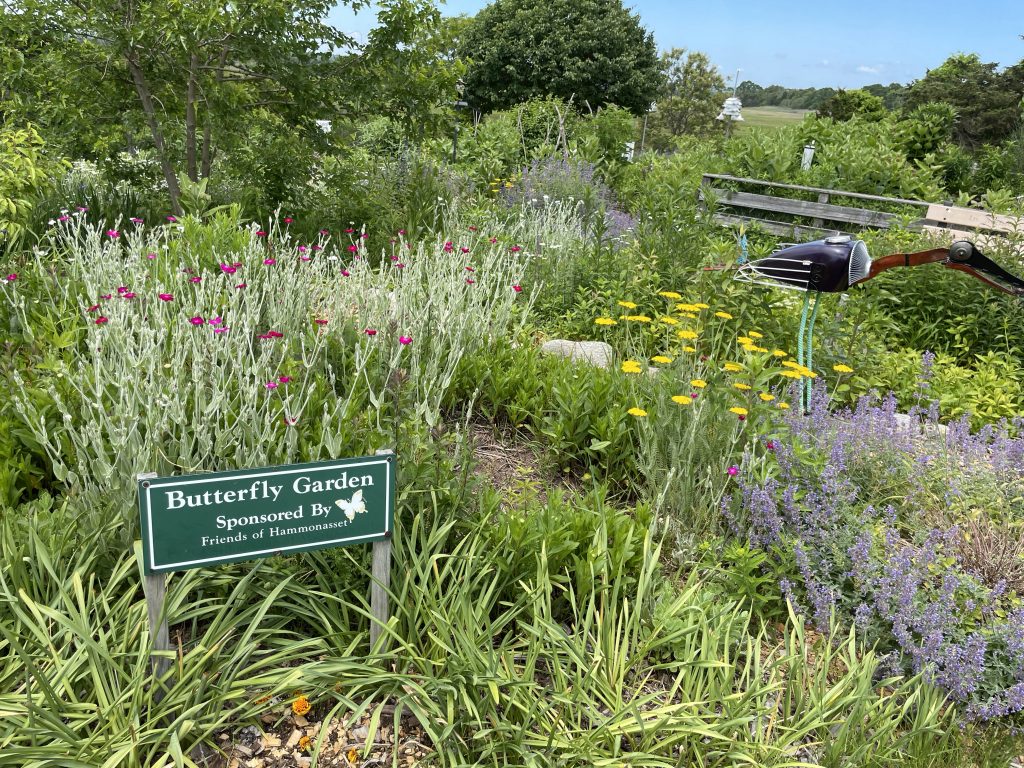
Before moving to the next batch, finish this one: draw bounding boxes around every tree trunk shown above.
[200,46,230,180]
[126,54,183,215]
[185,53,199,182]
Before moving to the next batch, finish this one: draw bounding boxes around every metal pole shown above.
[452,122,458,163]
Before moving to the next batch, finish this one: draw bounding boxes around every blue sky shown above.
[328,0,1024,89]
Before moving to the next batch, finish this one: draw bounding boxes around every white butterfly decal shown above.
[335,489,365,522]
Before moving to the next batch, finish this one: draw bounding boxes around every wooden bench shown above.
[700,174,1022,247]
[920,204,1022,248]
[699,173,929,238]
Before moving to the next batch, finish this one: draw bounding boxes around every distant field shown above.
[736,106,811,131]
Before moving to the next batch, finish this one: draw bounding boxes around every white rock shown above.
[539,340,613,369]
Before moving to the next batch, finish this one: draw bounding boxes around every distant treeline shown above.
[736,81,907,111]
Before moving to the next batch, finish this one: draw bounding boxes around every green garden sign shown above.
[137,452,395,677]
[139,455,394,572]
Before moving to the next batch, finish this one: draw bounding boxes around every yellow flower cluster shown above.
[651,355,673,364]
[622,315,652,323]
[627,407,648,417]
[617,300,637,309]
[621,360,643,374]
[833,363,854,373]
[780,360,817,378]
[677,329,698,340]
[594,317,617,326]
[658,291,682,299]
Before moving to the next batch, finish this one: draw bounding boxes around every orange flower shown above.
[292,695,312,716]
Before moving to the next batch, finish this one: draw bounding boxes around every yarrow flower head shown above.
[833,363,854,373]
[627,407,648,417]
[594,317,617,326]
[621,360,643,374]
[658,291,682,299]
[671,395,692,405]
[651,355,673,364]
[690,379,707,388]
[677,330,698,340]
[617,300,637,309]
[729,407,748,417]
[715,311,733,319]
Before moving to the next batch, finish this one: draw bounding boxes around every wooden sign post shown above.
[137,452,396,672]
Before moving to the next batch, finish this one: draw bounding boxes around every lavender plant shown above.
[730,386,1024,722]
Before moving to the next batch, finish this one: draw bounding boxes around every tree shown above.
[4,0,454,215]
[459,0,663,115]
[650,48,725,138]
[815,89,887,122]
[905,53,1024,147]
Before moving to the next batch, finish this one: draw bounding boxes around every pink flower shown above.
[364,328,377,336]
[106,229,120,238]
[460,247,470,254]
[399,335,412,345]
[510,245,522,252]
[319,229,329,235]
[283,217,293,224]
[298,245,307,253]
[220,264,237,274]
[396,263,405,269]
[256,230,267,237]
[360,233,368,240]
[158,293,174,301]
[315,319,328,326]
[489,237,497,244]
[122,291,136,299]
[258,333,271,339]
[341,270,350,277]
[210,317,223,326]
[189,316,205,325]
[101,294,112,300]
[233,262,243,268]
[465,278,474,284]
[88,304,100,312]
[465,266,475,272]
[468,226,477,231]
[390,256,398,262]
[443,241,453,252]
[347,245,358,253]
[213,327,229,334]
[765,440,777,451]
[300,256,311,262]
[146,252,157,260]
[266,381,278,389]
[513,284,523,293]
[5,273,16,282]
[397,229,406,236]
[117,286,128,294]
[311,245,322,251]
[77,206,88,212]
[270,331,283,338]
[727,466,739,476]
[279,376,291,384]
[166,215,177,222]
[690,393,699,399]
[57,214,69,222]
[190,276,202,283]
[95,316,108,325]
[235,283,247,289]
[345,228,354,234]
[263,258,276,266]
[130,217,143,224]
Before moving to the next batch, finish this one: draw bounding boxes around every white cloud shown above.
[856,65,882,74]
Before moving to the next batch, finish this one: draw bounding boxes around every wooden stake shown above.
[370,450,393,651]
[138,472,172,688]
